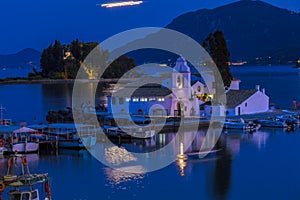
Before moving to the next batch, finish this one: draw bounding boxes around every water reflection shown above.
[0,154,39,175]
[105,165,146,186]
[105,146,137,165]
[211,139,232,200]
[104,129,274,199]
[176,142,187,176]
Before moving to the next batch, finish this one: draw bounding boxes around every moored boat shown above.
[4,127,40,154]
[44,123,97,150]
[223,119,259,131]
[187,149,222,159]
[103,115,156,139]
[276,115,299,126]
[1,155,52,200]
[258,119,288,128]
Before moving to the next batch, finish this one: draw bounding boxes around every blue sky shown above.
[0,0,299,54]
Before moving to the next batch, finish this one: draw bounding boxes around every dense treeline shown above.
[202,30,233,88]
[39,39,136,79]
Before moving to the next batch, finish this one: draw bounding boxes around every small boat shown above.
[276,115,299,126]
[187,149,221,159]
[0,147,7,155]
[8,189,41,200]
[4,131,39,154]
[2,155,52,200]
[223,119,259,131]
[45,123,97,150]
[0,139,7,155]
[258,119,288,128]
[133,129,155,139]
[9,127,40,154]
[103,115,156,139]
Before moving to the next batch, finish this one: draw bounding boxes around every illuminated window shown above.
[125,98,131,102]
[149,98,156,102]
[197,86,201,92]
[140,98,148,102]
[158,98,165,102]
[132,98,139,102]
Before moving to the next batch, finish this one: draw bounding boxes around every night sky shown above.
[0,0,299,54]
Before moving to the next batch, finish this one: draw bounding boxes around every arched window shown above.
[138,109,143,115]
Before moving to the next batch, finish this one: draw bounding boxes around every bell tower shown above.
[172,57,191,99]
[171,57,198,116]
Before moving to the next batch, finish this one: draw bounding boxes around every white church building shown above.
[107,57,270,117]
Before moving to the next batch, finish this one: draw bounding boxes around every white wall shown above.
[192,81,209,96]
[229,80,240,90]
[204,105,226,116]
[233,91,269,115]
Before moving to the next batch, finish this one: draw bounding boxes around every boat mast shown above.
[0,104,5,122]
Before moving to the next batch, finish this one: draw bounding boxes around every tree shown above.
[40,39,136,79]
[202,30,233,88]
[102,55,136,79]
[40,46,50,77]
[40,40,65,78]
[52,40,64,73]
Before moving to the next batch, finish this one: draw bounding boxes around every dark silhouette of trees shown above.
[102,55,136,79]
[40,39,136,79]
[40,40,65,79]
[203,30,233,88]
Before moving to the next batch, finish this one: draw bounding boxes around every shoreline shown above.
[0,78,135,85]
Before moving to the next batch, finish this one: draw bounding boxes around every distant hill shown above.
[166,0,300,64]
[129,0,300,65]
[0,48,41,69]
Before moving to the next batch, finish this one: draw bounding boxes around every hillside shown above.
[165,0,300,64]
[0,48,41,69]
[128,1,300,65]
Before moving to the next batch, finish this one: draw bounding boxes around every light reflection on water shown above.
[0,66,299,199]
[105,165,146,188]
[0,127,298,199]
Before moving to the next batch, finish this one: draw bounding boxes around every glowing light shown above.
[101,1,143,8]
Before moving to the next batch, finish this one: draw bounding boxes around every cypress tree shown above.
[203,30,233,88]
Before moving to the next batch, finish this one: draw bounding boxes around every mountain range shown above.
[3,0,300,67]
[167,0,300,64]
[0,48,41,69]
[130,0,300,65]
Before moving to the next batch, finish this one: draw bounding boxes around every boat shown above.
[44,123,97,150]
[223,119,260,131]
[1,155,52,200]
[187,149,221,159]
[0,110,39,154]
[276,115,299,126]
[258,119,288,128]
[0,147,7,155]
[103,115,156,139]
[2,127,40,154]
[0,138,7,155]
[132,129,155,139]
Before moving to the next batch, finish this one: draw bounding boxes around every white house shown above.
[226,88,269,116]
[204,79,269,116]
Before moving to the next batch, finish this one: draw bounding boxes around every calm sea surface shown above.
[0,65,299,200]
